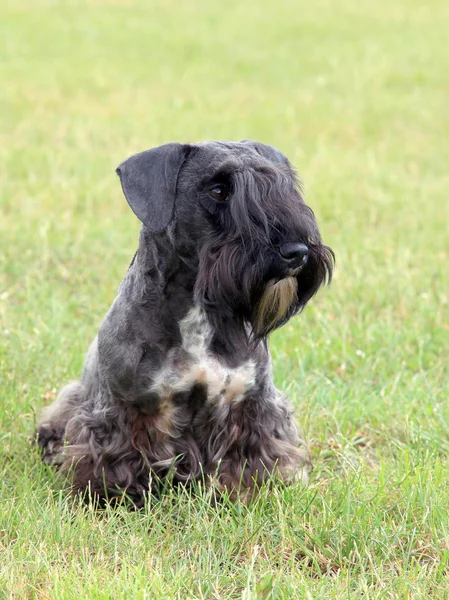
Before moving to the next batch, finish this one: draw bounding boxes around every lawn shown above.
[1,0,448,598]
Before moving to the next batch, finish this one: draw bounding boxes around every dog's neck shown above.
[126,228,264,365]
[130,228,195,317]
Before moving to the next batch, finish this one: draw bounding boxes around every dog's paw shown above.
[34,423,66,465]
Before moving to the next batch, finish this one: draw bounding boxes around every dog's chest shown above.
[150,307,256,404]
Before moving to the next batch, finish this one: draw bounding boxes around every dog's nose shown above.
[279,243,309,268]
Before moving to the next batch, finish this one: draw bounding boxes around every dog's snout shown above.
[279,243,309,268]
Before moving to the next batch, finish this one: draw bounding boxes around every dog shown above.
[35,140,334,505]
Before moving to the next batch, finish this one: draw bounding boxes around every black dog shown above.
[36,140,334,504]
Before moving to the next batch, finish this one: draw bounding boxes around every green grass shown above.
[1,0,448,597]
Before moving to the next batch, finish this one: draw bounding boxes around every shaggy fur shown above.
[35,140,334,506]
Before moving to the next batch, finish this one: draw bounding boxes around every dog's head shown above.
[117,141,334,338]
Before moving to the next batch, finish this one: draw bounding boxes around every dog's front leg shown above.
[35,381,86,464]
[201,391,312,500]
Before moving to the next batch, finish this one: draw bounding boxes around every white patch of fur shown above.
[150,307,256,404]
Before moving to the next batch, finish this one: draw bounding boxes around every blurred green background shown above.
[1,1,448,598]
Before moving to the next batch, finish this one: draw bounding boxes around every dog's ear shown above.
[240,140,291,166]
[116,143,188,232]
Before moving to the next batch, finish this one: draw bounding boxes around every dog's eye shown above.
[208,184,229,202]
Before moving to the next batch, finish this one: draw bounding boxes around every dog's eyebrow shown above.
[199,167,237,188]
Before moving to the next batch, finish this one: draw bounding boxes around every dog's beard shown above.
[253,277,298,337]
[195,237,333,343]
[195,246,300,340]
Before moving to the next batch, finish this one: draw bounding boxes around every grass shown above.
[1,0,448,597]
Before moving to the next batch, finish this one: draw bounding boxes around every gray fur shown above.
[35,140,333,505]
